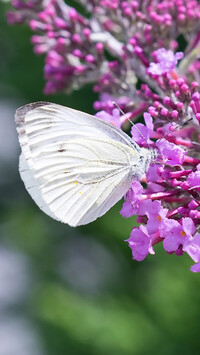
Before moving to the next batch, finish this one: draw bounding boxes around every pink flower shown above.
[190,262,200,273]
[126,225,155,261]
[148,48,183,75]
[146,163,162,183]
[183,234,200,263]
[120,181,143,218]
[138,200,168,235]
[187,164,200,189]
[156,139,186,166]
[95,108,122,127]
[160,218,195,254]
[131,112,154,146]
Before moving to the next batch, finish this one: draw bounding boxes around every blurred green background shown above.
[1,2,200,355]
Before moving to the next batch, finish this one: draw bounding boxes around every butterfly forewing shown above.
[16,102,141,226]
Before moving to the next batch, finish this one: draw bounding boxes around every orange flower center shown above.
[180,230,186,237]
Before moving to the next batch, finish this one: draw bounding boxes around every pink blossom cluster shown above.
[7,0,200,104]
[121,108,200,272]
[7,0,200,272]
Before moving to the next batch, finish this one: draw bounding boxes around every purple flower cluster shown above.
[7,0,200,272]
[7,0,200,103]
[120,65,200,271]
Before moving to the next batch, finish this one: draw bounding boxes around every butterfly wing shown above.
[16,102,141,226]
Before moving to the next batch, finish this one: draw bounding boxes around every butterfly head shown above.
[132,147,157,181]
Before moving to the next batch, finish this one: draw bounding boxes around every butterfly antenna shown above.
[112,101,125,116]
[112,101,150,147]
[162,117,193,139]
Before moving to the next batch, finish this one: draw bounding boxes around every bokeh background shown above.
[1,2,200,355]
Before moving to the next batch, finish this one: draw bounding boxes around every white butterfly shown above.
[15,102,155,227]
